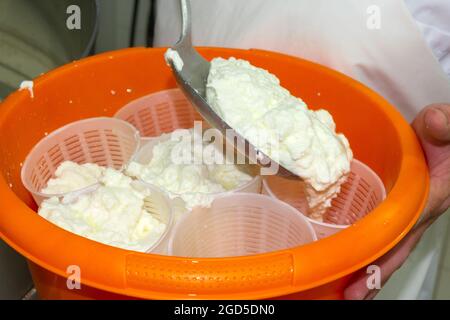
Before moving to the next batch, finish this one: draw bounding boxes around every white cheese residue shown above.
[164,49,184,71]
[19,81,34,98]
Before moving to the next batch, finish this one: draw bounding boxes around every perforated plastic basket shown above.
[262,159,387,239]
[114,88,204,143]
[21,117,140,205]
[133,181,174,254]
[168,193,317,257]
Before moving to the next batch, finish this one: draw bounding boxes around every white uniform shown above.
[154,0,450,299]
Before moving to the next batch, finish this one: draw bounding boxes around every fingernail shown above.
[424,107,450,142]
[425,107,448,129]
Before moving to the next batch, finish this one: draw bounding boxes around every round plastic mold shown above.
[20,117,140,206]
[168,193,317,258]
[262,159,387,239]
[133,181,174,254]
[114,88,204,144]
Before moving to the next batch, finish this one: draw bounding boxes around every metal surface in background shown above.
[0,0,98,100]
[0,0,98,299]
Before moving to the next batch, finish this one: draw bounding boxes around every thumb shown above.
[412,104,450,218]
[414,104,450,145]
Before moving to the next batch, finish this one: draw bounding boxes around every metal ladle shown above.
[166,0,299,179]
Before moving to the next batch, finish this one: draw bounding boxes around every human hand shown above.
[344,104,450,300]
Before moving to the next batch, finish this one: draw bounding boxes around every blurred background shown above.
[0,0,449,300]
[0,0,154,102]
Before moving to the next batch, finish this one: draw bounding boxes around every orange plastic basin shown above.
[0,47,428,300]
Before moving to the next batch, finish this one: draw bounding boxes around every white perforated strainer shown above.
[262,159,387,239]
[21,117,140,206]
[168,193,317,258]
[114,88,204,143]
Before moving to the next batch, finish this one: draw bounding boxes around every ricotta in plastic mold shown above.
[126,128,254,211]
[38,167,166,252]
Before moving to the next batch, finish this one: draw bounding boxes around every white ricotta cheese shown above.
[41,161,104,195]
[38,167,166,252]
[126,129,254,210]
[206,57,353,220]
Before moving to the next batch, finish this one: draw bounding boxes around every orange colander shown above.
[0,47,428,300]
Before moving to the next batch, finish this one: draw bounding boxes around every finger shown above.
[412,104,450,217]
[424,104,450,143]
